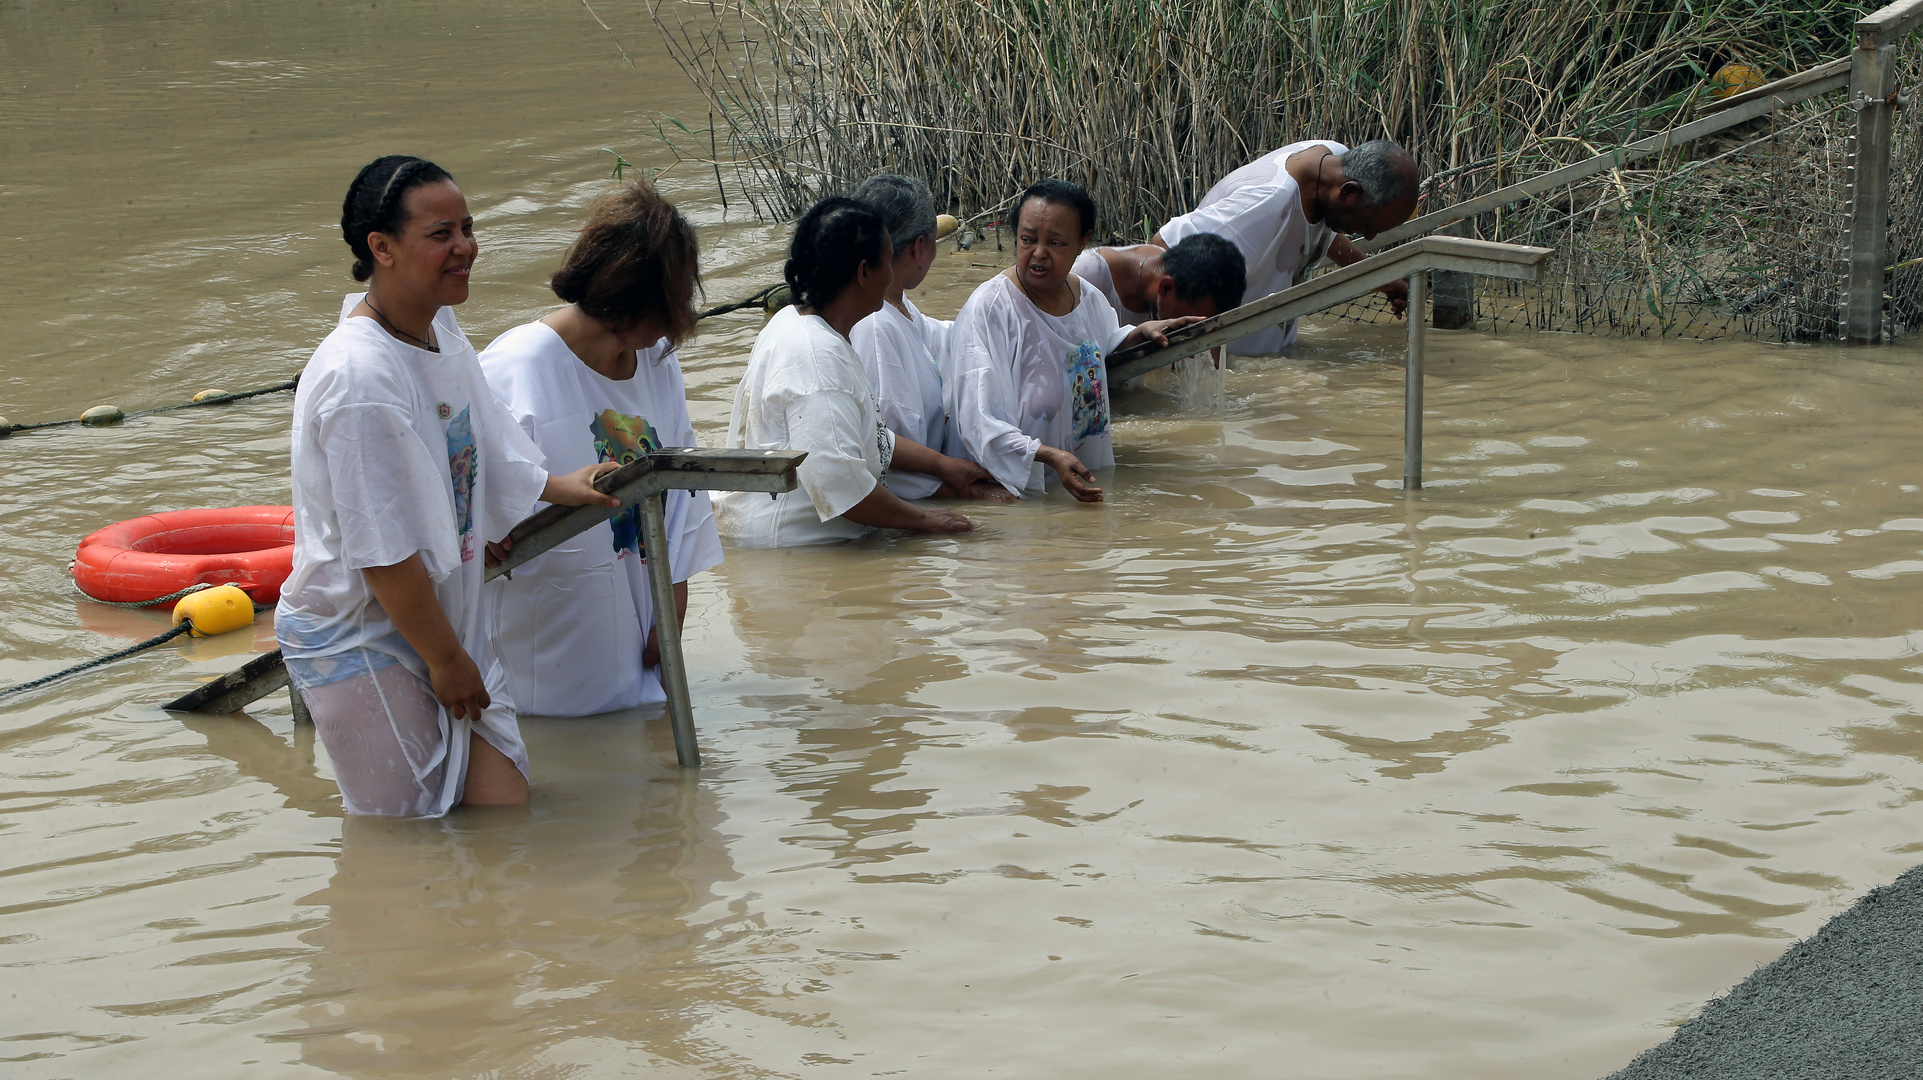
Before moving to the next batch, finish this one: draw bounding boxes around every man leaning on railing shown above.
[1151,139,1420,355]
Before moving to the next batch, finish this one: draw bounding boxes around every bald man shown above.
[1153,139,1419,355]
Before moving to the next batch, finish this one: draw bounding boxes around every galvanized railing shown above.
[1109,235,1555,488]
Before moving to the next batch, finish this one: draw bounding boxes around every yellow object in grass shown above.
[173,584,255,637]
[1711,63,1766,100]
[935,214,959,240]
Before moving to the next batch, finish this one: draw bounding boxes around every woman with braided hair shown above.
[715,196,992,548]
[275,155,621,816]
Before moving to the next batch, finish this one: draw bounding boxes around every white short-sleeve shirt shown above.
[275,295,549,815]
[478,321,725,716]
[1159,139,1346,354]
[714,306,896,548]
[945,274,1132,497]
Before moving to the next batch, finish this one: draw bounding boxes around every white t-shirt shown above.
[945,274,1132,497]
[1071,249,1150,325]
[850,297,953,499]
[1159,139,1346,354]
[714,306,896,548]
[478,321,725,716]
[276,296,549,812]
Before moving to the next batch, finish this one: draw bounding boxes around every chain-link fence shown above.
[1323,46,1923,344]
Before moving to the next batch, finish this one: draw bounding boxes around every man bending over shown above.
[1152,139,1419,355]
[1071,232,1248,326]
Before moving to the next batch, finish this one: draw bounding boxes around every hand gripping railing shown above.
[1108,235,1553,489]
[162,447,807,770]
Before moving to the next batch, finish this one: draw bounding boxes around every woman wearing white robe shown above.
[277,156,618,817]
[847,173,1010,503]
[946,179,1200,502]
[479,182,721,717]
[716,197,990,548]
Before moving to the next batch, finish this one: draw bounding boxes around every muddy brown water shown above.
[5,4,1923,1077]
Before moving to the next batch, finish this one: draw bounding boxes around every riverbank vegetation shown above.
[649,0,1860,236]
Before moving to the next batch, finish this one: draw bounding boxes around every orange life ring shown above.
[73,506,295,606]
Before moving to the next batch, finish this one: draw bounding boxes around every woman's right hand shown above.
[1037,446,1103,502]
[542,462,623,508]
[427,647,491,723]
[915,507,975,533]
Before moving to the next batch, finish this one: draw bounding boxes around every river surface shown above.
[5,3,1923,1077]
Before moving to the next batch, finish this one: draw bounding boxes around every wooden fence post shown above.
[1848,38,1898,343]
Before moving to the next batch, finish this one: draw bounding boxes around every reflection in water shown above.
[7,2,1923,1077]
[278,721,768,1079]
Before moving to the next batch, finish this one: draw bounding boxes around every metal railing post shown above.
[640,490,701,768]
[1848,37,1898,344]
[1404,271,1427,490]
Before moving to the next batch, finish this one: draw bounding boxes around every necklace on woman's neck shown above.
[1015,269,1069,313]
[366,299,438,352]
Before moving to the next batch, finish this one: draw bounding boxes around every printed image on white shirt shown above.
[589,408,661,559]
[1066,341,1109,448]
[441,402,477,563]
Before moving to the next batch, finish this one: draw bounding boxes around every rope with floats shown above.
[0,282,793,439]
[0,622,196,701]
[0,584,263,701]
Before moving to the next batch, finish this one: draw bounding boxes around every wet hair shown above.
[550,181,702,345]
[784,196,890,310]
[852,174,936,257]
[340,155,455,282]
[1162,233,1248,315]
[1015,179,1096,238]
[1339,140,1418,207]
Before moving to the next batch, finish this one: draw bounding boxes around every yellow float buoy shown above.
[935,214,959,240]
[80,405,124,426]
[763,283,794,314]
[172,584,256,637]
[1711,63,1766,100]
[192,388,228,403]
[0,415,12,437]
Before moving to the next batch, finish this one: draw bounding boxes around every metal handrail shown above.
[1109,235,1553,492]
[1359,63,1853,255]
[1109,236,1552,382]
[162,447,808,769]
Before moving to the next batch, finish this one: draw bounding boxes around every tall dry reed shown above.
[646,0,1858,236]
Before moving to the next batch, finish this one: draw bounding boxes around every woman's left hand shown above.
[542,462,623,508]
[1124,315,1207,350]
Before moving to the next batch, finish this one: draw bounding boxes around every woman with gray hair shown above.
[849,174,1010,501]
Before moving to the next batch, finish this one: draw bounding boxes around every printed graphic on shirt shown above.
[1065,341,1109,448]
[443,403,477,563]
[588,408,661,559]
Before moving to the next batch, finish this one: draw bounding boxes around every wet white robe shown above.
[478,322,724,717]
[1071,249,1151,326]
[850,297,953,499]
[277,294,548,817]
[945,274,1132,497]
[715,306,896,547]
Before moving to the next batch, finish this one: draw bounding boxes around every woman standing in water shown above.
[479,181,723,717]
[946,180,1200,501]
[847,173,1008,503]
[715,196,990,547]
[275,155,619,816]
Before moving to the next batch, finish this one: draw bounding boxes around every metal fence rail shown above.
[1337,0,1923,346]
